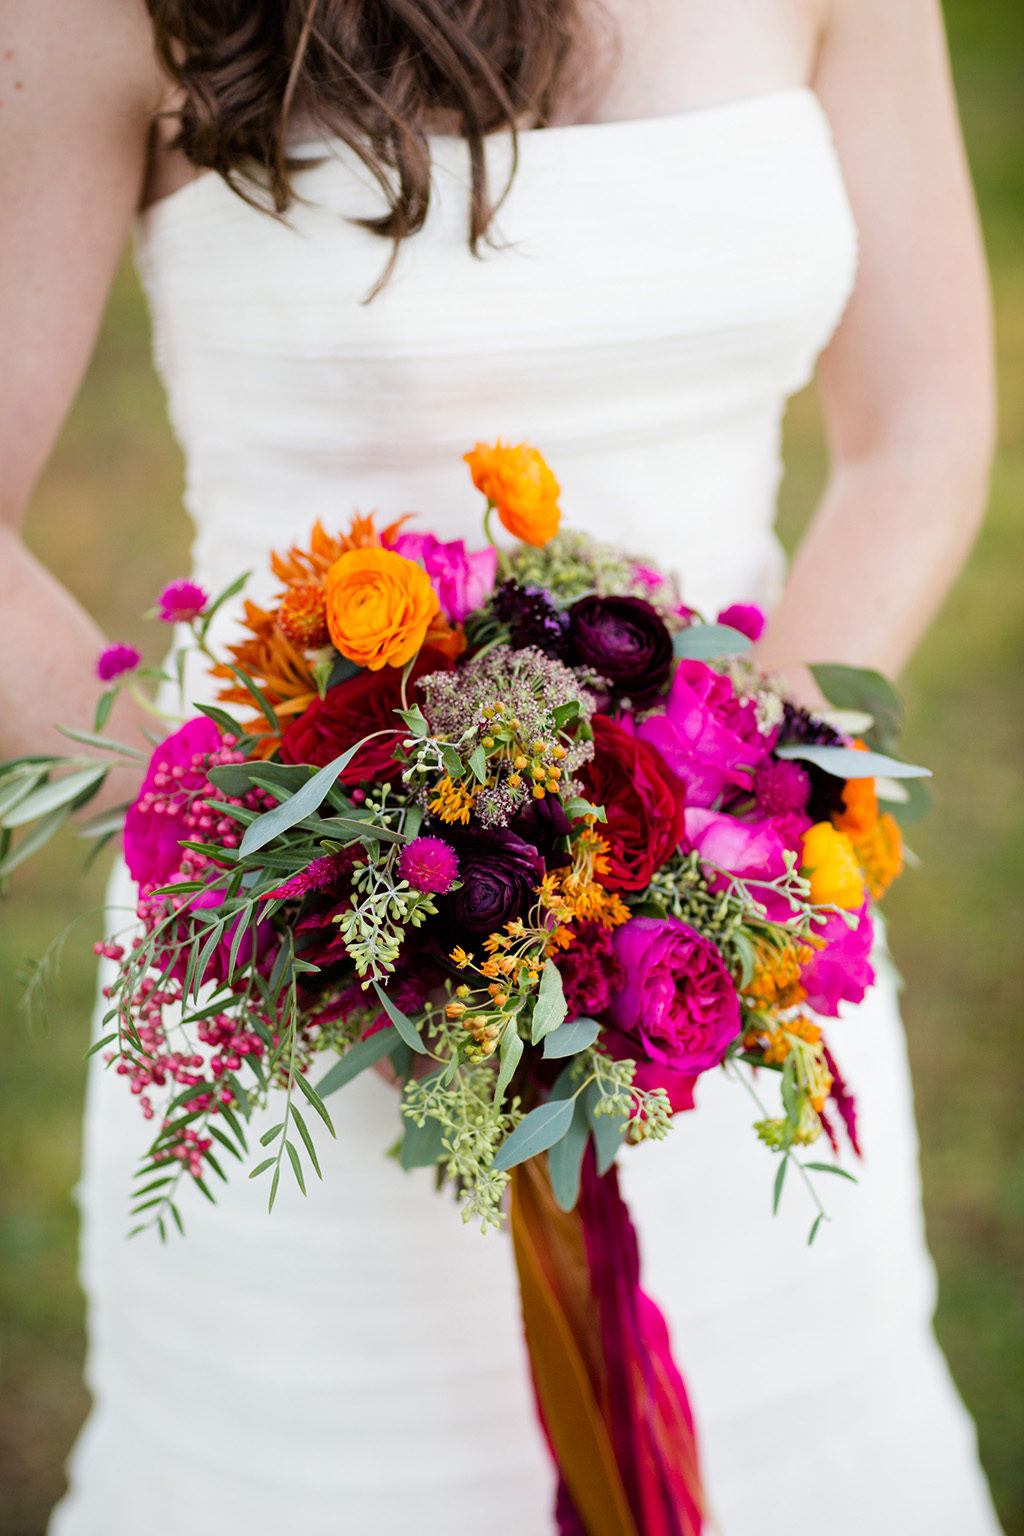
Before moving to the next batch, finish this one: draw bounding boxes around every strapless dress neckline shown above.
[143,84,822,223]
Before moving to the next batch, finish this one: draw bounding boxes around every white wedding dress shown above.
[51,88,1002,1536]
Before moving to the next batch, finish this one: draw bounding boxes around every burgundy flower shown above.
[553,921,626,1020]
[578,715,686,891]
[431,828,544,946]
[279,646,452,782]
[606,916,740,1075]
[568,595,672,699]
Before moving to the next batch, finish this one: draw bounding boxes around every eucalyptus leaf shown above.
[585,1085,628,1176]
[492,1095,576,1172]
[227,665,279,732]
[551,701,580,730]
[542,1017,600,1058]
[400,1110,448,1170]
[394,705,428,738]
[75,804,130,839]
[772,1154,788,1214]
[562,796,606,823]
[530,959,568,1044]
[0,805,72,877]
[316,815,406,846]
[199,569,252,635]
[56,725,148,759]
[0,769,49,820]
[889,776,935,827]
[809,663,903,753]
[468,744,489,784]
[495,1021,524,1105]
[94,688,116,732]
[371,980,426,1054]
[672,623,751,660]
[1,766,108,828]
[194,704,248,739]
[239,743,366,856]
[316,1025,398,1097]
[441,745,465,779]
[548,1094,590,1212]
[775,743,930,780]
[803,1161,859,1183]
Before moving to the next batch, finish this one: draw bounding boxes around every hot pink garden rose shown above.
[124,716,225,890]
[607,916,741,1075]
[387,531,497,624]
[637,659,772,808]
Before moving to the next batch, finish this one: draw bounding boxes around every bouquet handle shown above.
[510,1150,705,1536]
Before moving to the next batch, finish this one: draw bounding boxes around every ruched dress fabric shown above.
[51,89,1002,1536]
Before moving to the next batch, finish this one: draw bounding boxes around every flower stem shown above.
[483,503,512,581]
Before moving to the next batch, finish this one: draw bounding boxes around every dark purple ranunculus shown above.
[431,828,545,947]
[492,580,570,659]
[567,595,673,698]
[508,792,572,867]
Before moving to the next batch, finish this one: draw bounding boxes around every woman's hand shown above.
[758,0,995,684]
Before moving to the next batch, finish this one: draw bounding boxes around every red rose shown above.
[280,647,452,783]
[579,715,686,891]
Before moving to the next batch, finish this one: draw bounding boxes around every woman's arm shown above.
[0,0,163,782]
[757,0,995,693]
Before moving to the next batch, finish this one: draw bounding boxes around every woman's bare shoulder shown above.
[1,0,164,130]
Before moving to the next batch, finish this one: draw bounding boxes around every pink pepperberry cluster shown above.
[133,739,273,879]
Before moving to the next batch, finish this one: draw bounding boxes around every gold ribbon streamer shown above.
[510,1158,642,1536]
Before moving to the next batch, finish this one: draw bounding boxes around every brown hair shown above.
[146,0,589,264]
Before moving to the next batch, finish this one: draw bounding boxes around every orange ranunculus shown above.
[834,740,879,838]
[801,822,865,911]
[853,811,904,901]
[324,548,439,671]
[464,440,560,547]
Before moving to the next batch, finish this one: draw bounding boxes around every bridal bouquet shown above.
[0,441,928,1536]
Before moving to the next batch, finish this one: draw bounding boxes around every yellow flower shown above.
[430,776,477,825]
[464,440,561,547]
[324,547,439,671]
[801,822,865,910]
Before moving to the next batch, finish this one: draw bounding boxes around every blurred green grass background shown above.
[1,4,1022,1531]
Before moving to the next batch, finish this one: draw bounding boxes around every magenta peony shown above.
[606,916,740,1075]
[124,716,224,890]
[637,659,772,808]
[800,901,876,1016]
[387,531,497,624]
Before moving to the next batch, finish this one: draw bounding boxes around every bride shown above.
[1,0,1002,1531]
